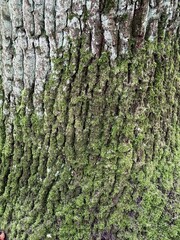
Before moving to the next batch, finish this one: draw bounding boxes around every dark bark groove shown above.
[0,0,179,239]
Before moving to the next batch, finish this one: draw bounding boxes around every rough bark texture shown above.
[0,0,180,239]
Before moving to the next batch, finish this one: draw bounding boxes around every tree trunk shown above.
[0,0,179,239]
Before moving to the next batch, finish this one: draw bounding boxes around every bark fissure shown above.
[0,1,179,239]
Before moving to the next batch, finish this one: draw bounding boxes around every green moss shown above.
[0,34,179,239]
[103,0,116,14]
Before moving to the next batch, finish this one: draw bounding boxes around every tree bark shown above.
[0,0,179,239]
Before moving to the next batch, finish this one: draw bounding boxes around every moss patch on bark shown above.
[0,36,179,239]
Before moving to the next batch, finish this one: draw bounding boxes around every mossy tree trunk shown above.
[0,1,179,239]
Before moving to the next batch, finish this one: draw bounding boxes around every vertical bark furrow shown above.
[0,1,179,239]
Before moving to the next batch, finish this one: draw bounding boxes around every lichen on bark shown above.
[0,0,180,239]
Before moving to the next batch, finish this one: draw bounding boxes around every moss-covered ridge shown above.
[0,36,179,239]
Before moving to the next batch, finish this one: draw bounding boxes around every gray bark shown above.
[0,0,179,239]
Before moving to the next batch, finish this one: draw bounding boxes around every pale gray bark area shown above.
[0,1,179,238]
[0,0,179,115]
